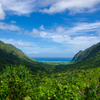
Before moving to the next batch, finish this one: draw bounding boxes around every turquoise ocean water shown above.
[32,57,72,62]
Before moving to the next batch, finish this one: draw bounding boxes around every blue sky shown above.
[0,0,100,57]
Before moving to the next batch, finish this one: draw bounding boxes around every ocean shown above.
[32,57,72,62]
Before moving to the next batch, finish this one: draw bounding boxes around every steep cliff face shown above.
[72,42,100,61]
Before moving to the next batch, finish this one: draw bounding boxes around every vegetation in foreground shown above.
[0,65,100,100]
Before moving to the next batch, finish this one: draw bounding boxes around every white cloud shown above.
[0,22,20,31]
[35,0,60,8]
[56,26,65,33]
[50,35,100,53]
[65,22,100,35]
[68,36,100,53]
[50,22,100,47]
[68,36,100,46]
[51,35,70,43]
[0,2,5,20]
[0,0,100,16]
[27,27,49,38]
[26,51,39,54]
[30,21,100,38]
[0,0,35,15]
[39,0,100,14]
[15,40,34,47]
[0,38,35,48]
[0,38,14,44]
[23,21,100,57]
[40,31,48,38]
[39,25,45,30]
[0,38,39,56]
[30,28,40,36]
[26,22,100,44]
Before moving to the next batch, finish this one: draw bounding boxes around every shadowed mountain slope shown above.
[0,41,51,73]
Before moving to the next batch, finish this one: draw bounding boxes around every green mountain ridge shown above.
[0,40,51,74]
[72,42,100,62]
[55,42,100,72]
[0,41,35,61]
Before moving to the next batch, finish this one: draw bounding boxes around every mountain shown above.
[0,41,51,73]
[72,42,100,61]
[54,42,100,72]
[0,40,35,64]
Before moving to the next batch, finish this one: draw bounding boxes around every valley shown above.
[0,41,100,100]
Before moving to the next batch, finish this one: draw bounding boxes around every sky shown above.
[0,0,100,58]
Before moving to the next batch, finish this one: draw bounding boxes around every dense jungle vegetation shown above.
[0,41,100,100]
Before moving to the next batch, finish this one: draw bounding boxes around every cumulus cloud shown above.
[0,2,5,20]
[39,25,45,30]
[0,0,35,15]
[51,35,70,43]
[0,38,35,48]
[26,51,39,54]
[26,27,49,38]
[51,35,100,52]
[39,0,100,14]
[23,21,100,56]
[56,26,65,33]
[35,0,60,8]
[0,0,100,16]
[30,28,40,36]
[40,31,48,38]
[30,30,48,38]
[68,36,100,52]
[0,22,20,31]
[15,40,35,47]
[28,21,100,38]
[0,38,14,44]
[50,22,100,46]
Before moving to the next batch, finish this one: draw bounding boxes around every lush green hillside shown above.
[0,41,100,100]
[72,42,100,61]
[54,42,100,73]
[0,41,35,61]
[0,41,52,74]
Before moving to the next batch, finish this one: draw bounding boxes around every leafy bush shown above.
[0,65,34,100]
[0,65,100,100]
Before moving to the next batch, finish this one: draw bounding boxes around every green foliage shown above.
[0,65,35,100]
[0,65,100,100]
[72,42,100,61]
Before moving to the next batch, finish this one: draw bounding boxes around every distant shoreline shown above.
[32,57,72,62]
